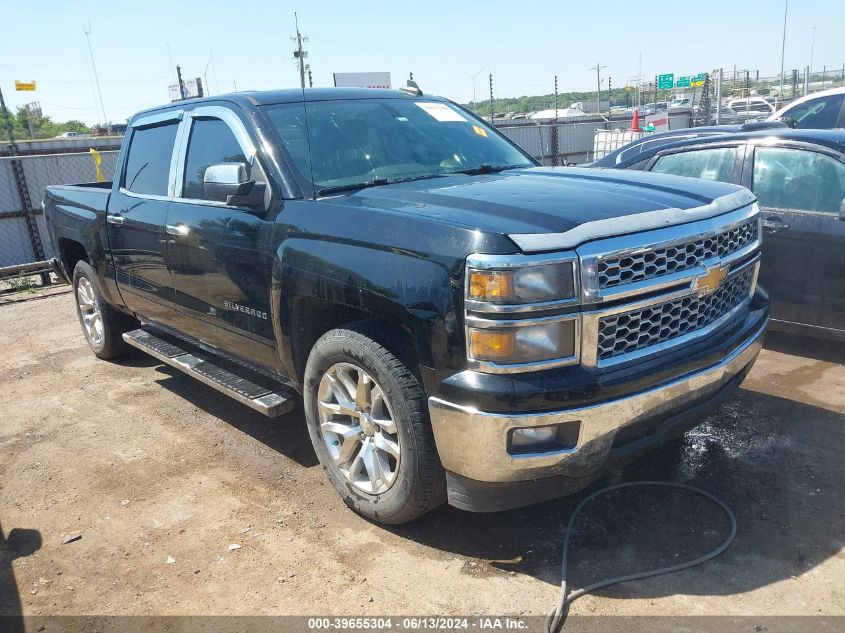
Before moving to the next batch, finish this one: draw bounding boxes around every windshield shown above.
[263,99,534,195]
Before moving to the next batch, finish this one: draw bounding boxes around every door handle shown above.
[762,217,790,233]
[166,223,190,237]
[106,214,124,226]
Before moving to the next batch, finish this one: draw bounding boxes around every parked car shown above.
[692,104,747,127]
[641,101,669,116]
[592,127,845,340]
[768,86,845,129]
[45,88,768,524]
[728,97,775,117]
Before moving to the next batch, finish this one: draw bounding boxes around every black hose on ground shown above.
[546,481,738,633]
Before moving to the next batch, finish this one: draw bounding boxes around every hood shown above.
[339,167,753,251]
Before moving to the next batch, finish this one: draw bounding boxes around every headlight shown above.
[464,253,581,372]
[467,317,577,366]
[467,261,576,306]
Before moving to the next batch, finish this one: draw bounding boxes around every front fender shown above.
[274,237,464,387]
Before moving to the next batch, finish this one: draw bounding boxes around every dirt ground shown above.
[1,288,843,624]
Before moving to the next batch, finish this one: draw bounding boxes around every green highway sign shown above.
[675,76,691,88]
[657,73,674,90]
[690,72,708,87]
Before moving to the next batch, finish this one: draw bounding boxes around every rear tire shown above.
[304,328,446,525]
[72,261,134,360]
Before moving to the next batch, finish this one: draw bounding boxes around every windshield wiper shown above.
[316,177,389,196]
[453,163,527,176]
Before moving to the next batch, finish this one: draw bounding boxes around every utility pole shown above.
[715,68,723,124]
[83,23,108,124]
[292,12,309,91]
[459,67,485,110]
[176,65,187,100]
[779,0,788,101]
[489,73,494,124]
[809,26,816,78]
[554,75,558,120]
[589,63,606,114]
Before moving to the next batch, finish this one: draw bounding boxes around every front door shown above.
[165,107,280,371]
[108,115,181,324]
[750,144,845,332]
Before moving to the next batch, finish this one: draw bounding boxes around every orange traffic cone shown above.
[629,108,642,131]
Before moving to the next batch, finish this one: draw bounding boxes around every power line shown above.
[83,23,109,124]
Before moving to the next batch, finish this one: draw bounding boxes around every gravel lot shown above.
[1,288,843,625]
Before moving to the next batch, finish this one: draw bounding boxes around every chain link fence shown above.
[494,110,692,165]
[0,149,119,293]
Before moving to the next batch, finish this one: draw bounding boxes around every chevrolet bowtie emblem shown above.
[695,265,729,295]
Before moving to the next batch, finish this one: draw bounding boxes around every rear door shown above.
[165,105,280,371]
[108,111,181,324]
[742,142,845,332]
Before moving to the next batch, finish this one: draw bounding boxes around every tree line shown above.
[3,106,91,140]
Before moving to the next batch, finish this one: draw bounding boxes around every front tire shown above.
[304,328,446,525]
[72,261,133,360]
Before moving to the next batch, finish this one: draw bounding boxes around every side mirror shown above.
[778,116,798,129]
[203,162,266,208]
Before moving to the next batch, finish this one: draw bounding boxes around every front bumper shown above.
[428,313,767,506]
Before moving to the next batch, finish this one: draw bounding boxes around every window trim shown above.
[119,110,184,199]
[744,140,845,216]
[645,141,746,184]
[173,105,261,207]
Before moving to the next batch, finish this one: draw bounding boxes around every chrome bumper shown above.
[428,317,767,483]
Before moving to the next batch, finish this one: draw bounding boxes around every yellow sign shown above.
[695,265,728,295]
[15,80,36,91]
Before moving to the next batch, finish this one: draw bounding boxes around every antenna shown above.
[83,23,108,124]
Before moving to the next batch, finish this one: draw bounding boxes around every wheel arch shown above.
[274,241,462,388]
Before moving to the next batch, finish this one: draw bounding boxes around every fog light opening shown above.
[508,421,580,455]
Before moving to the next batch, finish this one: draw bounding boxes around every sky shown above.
[1,0,843,125]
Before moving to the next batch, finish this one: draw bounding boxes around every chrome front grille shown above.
[577,204,762,368]
[596,267,755,361]
[597,219,758,289]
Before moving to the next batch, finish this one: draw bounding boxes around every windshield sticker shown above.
[415,102,468,122]
[472,125,488,138]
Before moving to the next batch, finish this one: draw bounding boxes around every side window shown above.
[182,118,247,200]
[650,147,737,183]
[123,122,179,196]
[753,146,845,214]
[783,94,845,129]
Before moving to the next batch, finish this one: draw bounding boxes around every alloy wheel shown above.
[317,362,401,494]
[76,277,104,346]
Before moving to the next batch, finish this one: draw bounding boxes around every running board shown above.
[122,328,295,417]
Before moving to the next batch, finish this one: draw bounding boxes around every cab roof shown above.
[133,87,445,119]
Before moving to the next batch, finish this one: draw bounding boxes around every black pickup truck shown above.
[45,88,769,524]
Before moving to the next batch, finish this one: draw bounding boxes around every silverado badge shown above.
[694,264,729,295]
